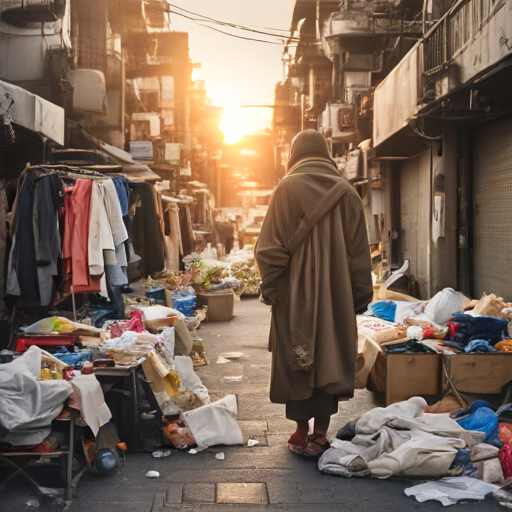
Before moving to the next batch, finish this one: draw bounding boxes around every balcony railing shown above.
[423,0,505,76]
[424,19,446,76]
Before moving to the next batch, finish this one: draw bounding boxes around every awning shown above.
[0,80,64,145]
[78,129,161,182]
[373,43,424,153]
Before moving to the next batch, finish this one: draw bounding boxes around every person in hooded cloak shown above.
[256,130,373,456]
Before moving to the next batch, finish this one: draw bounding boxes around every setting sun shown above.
[220,105,245,145]
[219,104,274,145]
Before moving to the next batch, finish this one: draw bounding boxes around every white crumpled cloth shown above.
[405,477,499,506]
[69,375,111,436]
[174,356,210,405]
[0,346,72,446]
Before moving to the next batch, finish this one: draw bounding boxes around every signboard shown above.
[165,142,180,164]
[180,162,192,176]
[130,141,153,160]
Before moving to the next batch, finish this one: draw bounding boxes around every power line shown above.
[166,2,293,34]
[173,14,302,41]
[166,3,314,42]
[167,10,287,45]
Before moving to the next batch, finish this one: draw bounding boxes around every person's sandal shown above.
[287,435,306,455]
[303,433,330,457]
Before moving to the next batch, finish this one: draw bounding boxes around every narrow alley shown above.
[2,0,512,510]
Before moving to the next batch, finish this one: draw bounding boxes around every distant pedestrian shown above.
[256,130,373,457]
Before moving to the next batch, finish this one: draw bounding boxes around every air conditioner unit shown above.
[345,71,371,88]
[1,0,66,27]
[66,70,108,115]
[131,112,161,139]
[319,103,358,144]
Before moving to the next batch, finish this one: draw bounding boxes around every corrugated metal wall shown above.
[472,114,512,300]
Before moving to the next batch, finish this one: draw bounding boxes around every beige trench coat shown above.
[256,159,373,404]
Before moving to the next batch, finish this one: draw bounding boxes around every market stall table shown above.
[0,414,80,502]
[94,364,142,451]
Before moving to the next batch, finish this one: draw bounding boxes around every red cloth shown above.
[500,443,512,479]
[423,328,435,339]
[446,322,460,339]
[62,180,101,294]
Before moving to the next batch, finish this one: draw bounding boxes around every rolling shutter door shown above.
[472,114,512,301]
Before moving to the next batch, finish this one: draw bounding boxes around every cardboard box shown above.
[196,291,235,322]
[144,316,177,333]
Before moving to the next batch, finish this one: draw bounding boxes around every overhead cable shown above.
[166,2,293,34]
[165,3,315,41]
[167,10,287,45]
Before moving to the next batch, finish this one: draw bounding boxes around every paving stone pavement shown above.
[0,298,504,511]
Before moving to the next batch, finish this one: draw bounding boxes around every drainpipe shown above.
[301,94,306,131]
[306,66,316,114]
[422,0,429,34]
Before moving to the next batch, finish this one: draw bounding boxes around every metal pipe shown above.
[306,67,315,113]
[423,0,428,34]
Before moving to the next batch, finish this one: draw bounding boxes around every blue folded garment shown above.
[449,313,509,346]
[368,301,397,322]
[464,339,497,353]
[450,449,470,469]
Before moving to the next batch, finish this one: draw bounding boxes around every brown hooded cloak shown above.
[256,130,373,405]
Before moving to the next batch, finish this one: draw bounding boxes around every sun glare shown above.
[220,105,245,145]
[219,102,274,145]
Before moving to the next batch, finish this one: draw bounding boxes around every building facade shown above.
[0,0,220,193]
[276,0,512,300]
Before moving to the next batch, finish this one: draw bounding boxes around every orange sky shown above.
[169,1,295,143]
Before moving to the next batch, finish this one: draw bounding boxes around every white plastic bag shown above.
[424,288,467,325]
[183,395,243,450]
[159,327,176,366]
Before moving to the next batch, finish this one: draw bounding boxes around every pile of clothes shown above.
[321,396,512,506]
[319,397,485,479]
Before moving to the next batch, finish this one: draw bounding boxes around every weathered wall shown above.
[400,148,431,299]
[429,130,458,296]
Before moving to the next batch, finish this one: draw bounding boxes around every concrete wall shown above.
[429,128,458,296]
[397,130,458,299]
[400,149,431,299]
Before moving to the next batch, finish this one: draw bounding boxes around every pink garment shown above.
[110,310,145,339]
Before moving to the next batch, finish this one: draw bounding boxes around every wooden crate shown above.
[443,353,512,394]
[369,352,442,405]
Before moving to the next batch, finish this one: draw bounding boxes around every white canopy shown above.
[0,80,65,145]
